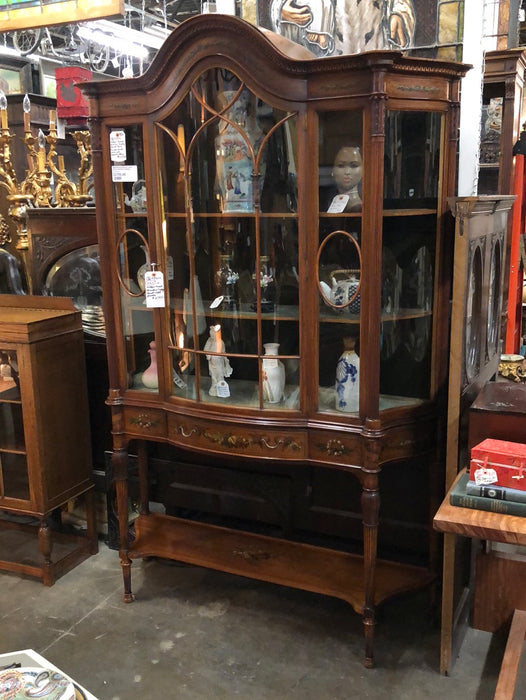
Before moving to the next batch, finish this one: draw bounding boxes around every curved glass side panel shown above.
[384,111,441,207]
[380,111,442,409]
[117,228,156,392]
[108,124,154,392]
[158,67,300,410]
[317,110,363,415]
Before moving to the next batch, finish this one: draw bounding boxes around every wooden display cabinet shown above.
[0,295,98,585]
[83,15,469,666]
[478,49,526,198]
[478,49,526,352]
[439,195,514,675]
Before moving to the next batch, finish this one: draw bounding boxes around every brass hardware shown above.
[0,92,93,250]
[498,354,526,383]
[176,424,198,438]
[260,437,301,451]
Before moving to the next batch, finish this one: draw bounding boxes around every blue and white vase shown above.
[335,337,359,412]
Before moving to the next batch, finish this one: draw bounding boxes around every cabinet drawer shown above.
[124,408,167,438]
[167,414,306,460]
[380,421,435,464]
[309,430,362,468]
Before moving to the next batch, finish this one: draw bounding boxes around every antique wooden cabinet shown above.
[83,15,469,666]
[0,295,97,585]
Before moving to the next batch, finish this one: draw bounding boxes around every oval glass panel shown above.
[317,230,362,312]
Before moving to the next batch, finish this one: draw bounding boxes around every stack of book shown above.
[450,472,526,516]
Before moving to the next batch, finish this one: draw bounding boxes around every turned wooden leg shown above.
[112,446,133,603]
[38,517,54,586]
[362,608,376,669]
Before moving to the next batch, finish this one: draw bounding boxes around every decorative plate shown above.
[0,667,76,700]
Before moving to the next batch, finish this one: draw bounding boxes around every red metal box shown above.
[470,438,526,490]
[55,67,92,120]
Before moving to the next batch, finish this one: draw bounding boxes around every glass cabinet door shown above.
[0,349,29,502]
[317,110,363,415]
[380,111,442,408]
[110,125,155,391]
[156,68,300,410]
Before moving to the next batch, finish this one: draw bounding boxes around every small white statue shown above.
[204,324,233,397]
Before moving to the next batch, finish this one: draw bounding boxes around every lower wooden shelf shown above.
[130,513,434,613]
[0,517,98,586]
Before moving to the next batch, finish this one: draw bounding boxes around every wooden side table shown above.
[434,470,526,675]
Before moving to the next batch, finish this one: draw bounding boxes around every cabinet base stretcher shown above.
[121,512,435,667]
[0,498,98,586]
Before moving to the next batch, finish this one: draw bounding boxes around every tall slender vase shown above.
[141,340,158,389]
[262,342,285,403]
[335,337,359,412]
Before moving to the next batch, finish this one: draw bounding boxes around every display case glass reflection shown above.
[44,244,105,337]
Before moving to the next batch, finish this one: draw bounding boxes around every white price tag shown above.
[110,129,127,162]
[144,270,165,308]
[216,380,230,397]
[327,194,349,213]
[474,467,498,486]
[112,165,138,182]
[209,295,224,309]
[173,372,186,389]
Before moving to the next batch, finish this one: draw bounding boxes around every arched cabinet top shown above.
[81,14,470,119]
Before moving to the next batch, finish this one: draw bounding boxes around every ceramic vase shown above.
[262,342,285,403]
[141,340,159,389]
[335,337,359,412]
[215,88,263,213]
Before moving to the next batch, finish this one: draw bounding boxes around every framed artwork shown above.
[0,0,124,32]
[0,57,32,94]
[256,0,462,60]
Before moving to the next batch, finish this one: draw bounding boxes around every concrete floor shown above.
[0,540,511,700]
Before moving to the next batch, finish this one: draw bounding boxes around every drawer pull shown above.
[260,437,301,451]
[177,425,198,438]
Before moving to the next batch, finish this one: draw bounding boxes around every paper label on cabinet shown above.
[474,467,498,485]
[112,165,138,182]
[327,194,349,213]
[264,358,278,368]
[216,380,230,397]
[110,129,127,162]
[144,271,165,308]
